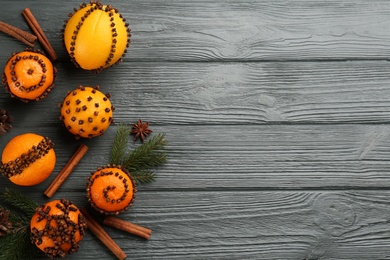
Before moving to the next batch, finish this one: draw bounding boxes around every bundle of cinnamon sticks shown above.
[22,8,57,61]
[0,21,36,46]
[0,8,57,61]
[81,209,152,260]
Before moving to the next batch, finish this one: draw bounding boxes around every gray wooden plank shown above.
[104,60,390,124]
[1,61,390,125]
[0,1,389,260]
[7,190,390,259]
[1,124,390,190]
[1,0,390,61]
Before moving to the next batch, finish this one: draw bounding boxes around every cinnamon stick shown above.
[22,8,57,61]
[44,144,88,198]
[0,21,36,46]
[80,208,127,260]
[103,216,152,240]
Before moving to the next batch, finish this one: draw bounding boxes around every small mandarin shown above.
[59,85,114,139]
[0,133,56,186]
[2,50,56,102]
[63,1,131,72]
[30,199,87,258]
[87,165,136,215]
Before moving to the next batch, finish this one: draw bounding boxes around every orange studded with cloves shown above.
[87,165,136,215]
[59,85,114,139]
[0,133,56,186]
[62,1,131,73]
[30,199,87,258]
[2,50,56,102]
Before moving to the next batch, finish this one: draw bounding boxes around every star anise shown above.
[130,119,152,142]
[0,208,12,236]
[0,108,13,136]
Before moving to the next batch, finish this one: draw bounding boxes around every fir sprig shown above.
[109,123,130,165]
[0,221,38,260]
[122,133,167,170]
[109,125,168,184]
[128,169,156,184]
[0,188,40,260]
[0,188,38,217]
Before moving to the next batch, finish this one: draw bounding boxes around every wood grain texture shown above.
[1,61,390,125]
[1,124,390,190]
[8,190,390,259]
[1,0,390,61]
[0,1,389,259]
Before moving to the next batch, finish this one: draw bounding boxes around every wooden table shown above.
[1,1,390,259]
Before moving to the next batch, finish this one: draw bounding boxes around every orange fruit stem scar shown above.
[63,1,131,73]
[2,49,56,102]
[30,199,87,258]
[0,133,56,186]
[87,164,136,215]
[59,85,114,139]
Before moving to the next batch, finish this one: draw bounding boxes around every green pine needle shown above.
[0,226,38,260]
[0,188,38,217]
[0,189,40,260]
[109,123,130,165]
[109,125,168,184]
[130,169,157,185]
[122,133,167,169]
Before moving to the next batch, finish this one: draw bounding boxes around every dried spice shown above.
[0,109,13,136]
[103,216,151,240]
[44,144,88,198]
[130,119,152,142]
[0,21,37,47]
[22,8,57,61]
[0,208,12,236]
[79,208,127,260]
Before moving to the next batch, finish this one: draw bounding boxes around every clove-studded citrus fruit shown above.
[0,133,56,186]
[87,165,136,215]
[30,199,87,258]
[2,49,56,102]
[63,1,131,73]
[59,85,114,139]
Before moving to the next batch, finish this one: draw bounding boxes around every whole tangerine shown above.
[63,1,131,72]
[2,50,56,102]
[30,199,87,258]
[59,85,114,138]
[87,165,136,215]
[0,133,56,186]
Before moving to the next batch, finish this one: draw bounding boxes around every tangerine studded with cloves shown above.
[30,199,87,258]
[87,165,136,215]
[59,85,114,139]
[0,133,56,186]
[62,1,131,73]
[2,49,56,102]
